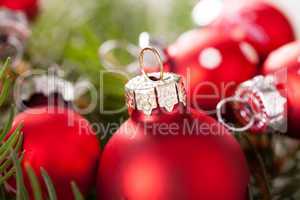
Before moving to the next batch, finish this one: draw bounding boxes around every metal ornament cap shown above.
[20,74,75,103]
[19,66,75,108]
[217,75,287,133]
[125,72,186,116]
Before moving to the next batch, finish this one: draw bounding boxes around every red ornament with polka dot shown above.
[166,28,258,113]
[211,0,295,60]
[97,47,250,200]
[0,0,39,19]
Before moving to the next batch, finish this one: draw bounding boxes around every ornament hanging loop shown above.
[216,97,255,132]
[139,47,164,81]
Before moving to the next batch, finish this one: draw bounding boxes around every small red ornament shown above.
[0,0,39,19]
[217,42,300,138]
[9,106,101,199]
[166,28,258,113]
[211,0,295,59]
[263,41,300,74]
[97,48,250,200]
[263,41,300,138]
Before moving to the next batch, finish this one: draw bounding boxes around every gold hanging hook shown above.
[138,47,164,81]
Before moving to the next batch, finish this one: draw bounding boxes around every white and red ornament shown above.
[193,0,295,60]
[217,41,300,138]
[166,28,258,113]
[97,48,250,200]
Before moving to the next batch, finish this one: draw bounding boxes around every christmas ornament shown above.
[217,41,300,138]
[263,41,300,138]
[210,0,295,59]
[166,28,258,113]
[9,106,101,199]
[0,0,39,19]
[0,8,30,67]
[97,47,250,200]
[263,41,300,74]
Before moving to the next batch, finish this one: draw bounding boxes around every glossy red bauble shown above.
[0,0,39,19]
[263,41,300,138]
[97,104,250,200]
[212,0,295,59]
[9,106,101,199]
[166,28,258,113]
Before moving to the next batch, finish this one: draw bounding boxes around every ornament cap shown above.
[125,47,186,116]
[18,66,75,110]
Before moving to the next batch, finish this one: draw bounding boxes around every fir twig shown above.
[41,167,57,200]
[26,164,43,200]
[71,181,84,200]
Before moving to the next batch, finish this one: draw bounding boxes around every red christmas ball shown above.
[263,41,300,138]
[97,70,250,200]
[166,28,258,113]
[9,106,101,199]
[0,0,39,19]
[212,0,295,59]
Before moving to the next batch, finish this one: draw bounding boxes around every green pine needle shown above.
[11,150,29,200]
[0,124,22,160]
[71,181,84,200]
[0,107,15,141]
[26,164,43,200]
[0,58,10,80]
[41,167,57,200]
[0,157,12,172]
[0,131,23,165]
[0,166,15,185]
[0,58,12,107]
[0,78,11,107]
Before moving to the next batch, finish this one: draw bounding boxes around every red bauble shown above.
[166,28,258,113]
[0,0,39,19]
[211,0,295,59]
[9,106,101,199]
[263,41,300,138]
[97,71,249,200]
